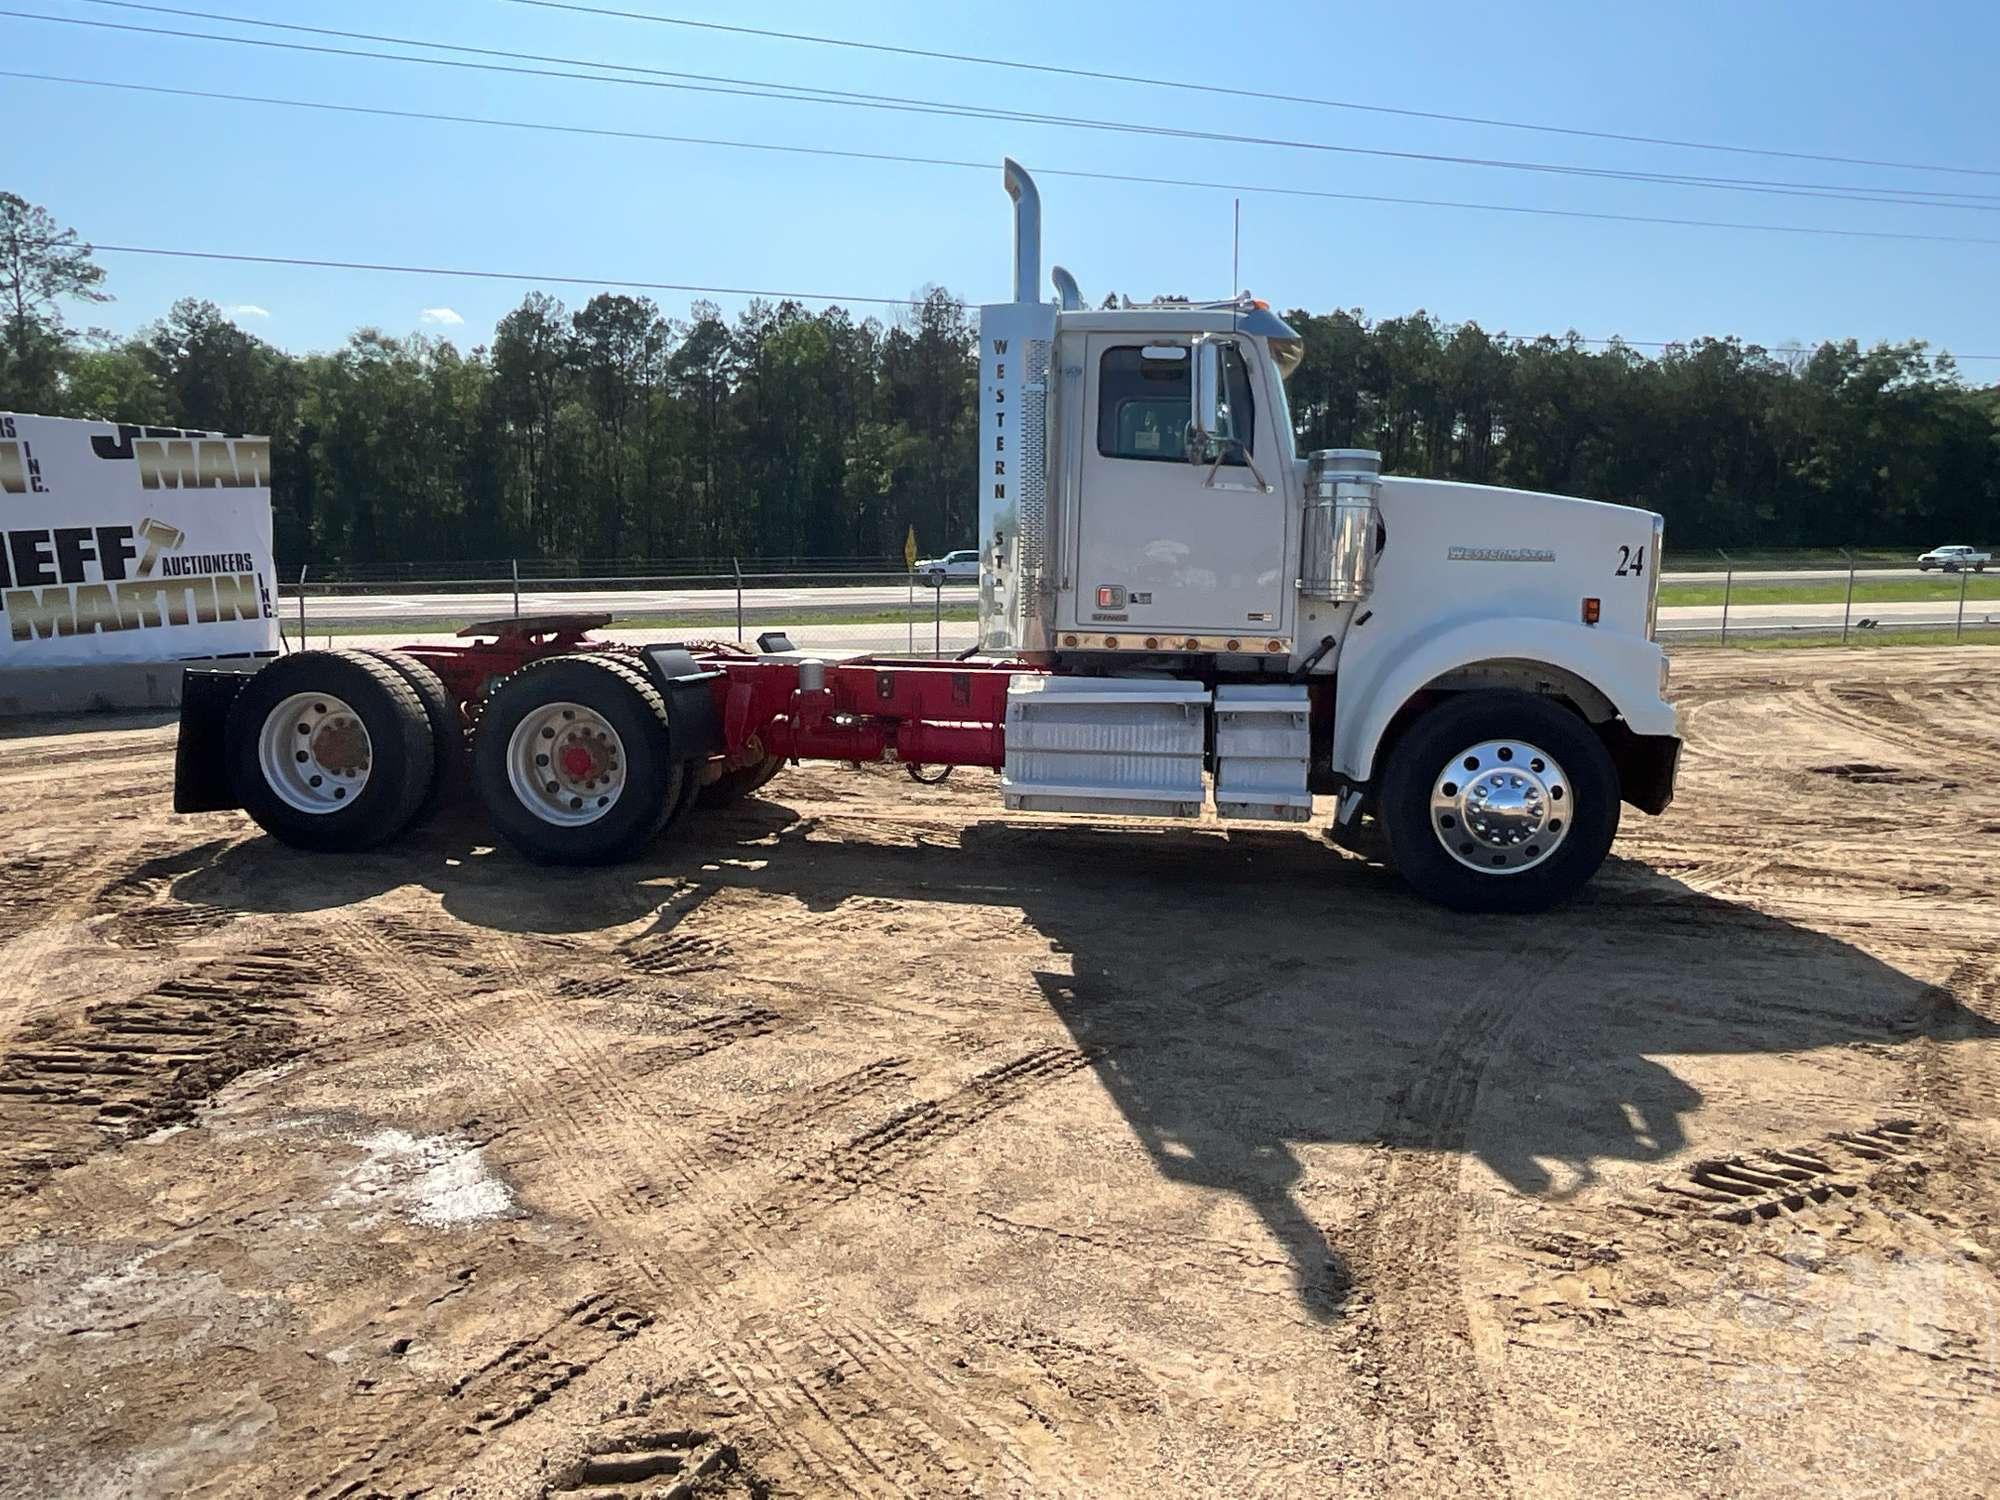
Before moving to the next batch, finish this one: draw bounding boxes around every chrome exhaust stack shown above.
[1003,158,1040,304]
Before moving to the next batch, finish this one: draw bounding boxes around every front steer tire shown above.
[226,650,436,853]
[473,654,681,865]
[1377,690,1620,914]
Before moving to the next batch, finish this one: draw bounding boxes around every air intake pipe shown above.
[1003,158,1040,304]
[1300,449,1383,603]
[1051,266,1084,310]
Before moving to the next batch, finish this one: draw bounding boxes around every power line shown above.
[19,4,2000,215]
[497,0,2000,183]
[67,0,2000,208]
[67,243,2000,360]
[1564,337,1997,361]
[83,243,923,306]
[13,70,2000,252]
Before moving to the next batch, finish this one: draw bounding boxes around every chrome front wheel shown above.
[1429,739,1572,875]
[1378,689,1620,913]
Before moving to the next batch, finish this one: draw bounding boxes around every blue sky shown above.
[3,0,1994,374]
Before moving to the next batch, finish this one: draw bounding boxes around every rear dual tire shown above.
[472,654,684,865]
[365,649,463,827]
[696,754,784,809]
[227,650,437,853]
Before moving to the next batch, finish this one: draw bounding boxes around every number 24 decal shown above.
[1615,544,1646,577]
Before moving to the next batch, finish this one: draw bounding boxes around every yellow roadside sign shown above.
[903,524,919,570]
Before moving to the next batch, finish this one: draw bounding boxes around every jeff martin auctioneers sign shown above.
[0,413,279,667]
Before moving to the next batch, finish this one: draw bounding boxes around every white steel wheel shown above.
[257,691,374,815]
[504,701,628,826]
[1430,738,1572,875]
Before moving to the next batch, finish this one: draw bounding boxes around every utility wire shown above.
[66,0,2000,206]
[65,243,2000,360]
[84,243,923,305]
[12,70,2000,252]
[496,0,2000,183]
[18,5,2000,214]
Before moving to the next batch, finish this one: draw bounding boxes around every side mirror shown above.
[1190,337,1224,453]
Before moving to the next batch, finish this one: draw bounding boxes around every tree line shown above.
[5,191,1994,569]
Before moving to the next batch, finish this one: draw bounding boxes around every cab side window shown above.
[1096,344,1255,466]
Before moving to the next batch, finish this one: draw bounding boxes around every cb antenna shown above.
[1231,197,1241,336]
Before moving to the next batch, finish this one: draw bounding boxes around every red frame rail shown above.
[393,621,1036,772]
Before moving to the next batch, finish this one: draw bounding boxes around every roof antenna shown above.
[1231,197,1241,337]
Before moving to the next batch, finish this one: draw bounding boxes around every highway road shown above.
[306,598,2000,660]
[291,567,1966,625]
[295,582,981,623]
[1657,598,1997,632]
[1658,566,1943,584]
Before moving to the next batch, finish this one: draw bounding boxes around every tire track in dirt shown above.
[328,912,667,1229]
[1504,1111,2000,1431]
[1807,681,2000,775]
[0,724,172,776]
[88,837,242,951]
[300,1290,659,1500]
[757,1046,1092,1227]
[296,913,733,1496]
[510,949,1063,1491]
[1906,958,2000,1261]
[615,1043,1089,1498]
[1343,953,1561,1499]
[545,1421,765,1498]
[1616,1118,1927,1226]
[0,833,207,989]
[0,948,320,1196]
[317,906,1065,1497]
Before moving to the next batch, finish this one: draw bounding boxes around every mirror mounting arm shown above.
[1202,440,1274,495]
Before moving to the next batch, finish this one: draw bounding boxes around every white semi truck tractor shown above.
[174,159,1680,913]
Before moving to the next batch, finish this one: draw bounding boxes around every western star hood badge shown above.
[1448,545,1557,563]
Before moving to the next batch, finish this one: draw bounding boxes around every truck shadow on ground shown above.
[175,794,1997,1320]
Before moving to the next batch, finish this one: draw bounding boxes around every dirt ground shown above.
[1,646,1997,1499]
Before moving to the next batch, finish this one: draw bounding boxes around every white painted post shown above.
[1841,548,1856,644]
[1957,564,1970,642]
[1717,549,1732,646]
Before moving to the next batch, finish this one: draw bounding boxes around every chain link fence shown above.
[279,555,1998,655]
[1652,548,1998,644]
[282,563,982,656]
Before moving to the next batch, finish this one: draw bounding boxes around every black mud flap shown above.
[173,667,253,813]
[637,647,726,763]
[1613,730,1681,816]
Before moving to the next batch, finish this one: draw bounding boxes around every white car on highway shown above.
[914,549,979,585]
[1917,544,1990,572]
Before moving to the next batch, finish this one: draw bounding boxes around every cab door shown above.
[1067,334,1288,638]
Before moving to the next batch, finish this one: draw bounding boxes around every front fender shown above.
[1334,616,1675,784]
